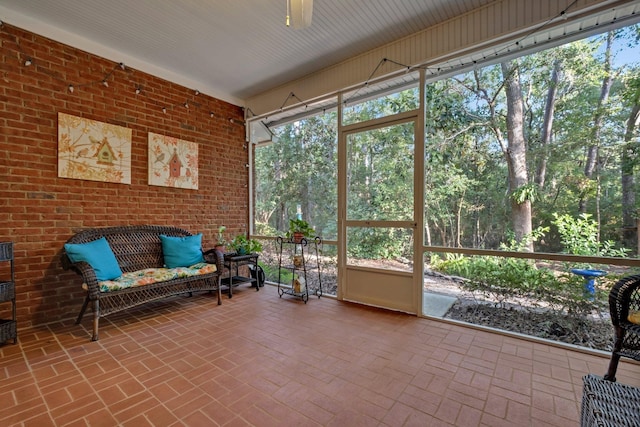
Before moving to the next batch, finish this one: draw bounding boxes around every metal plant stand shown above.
[276,236,322,303]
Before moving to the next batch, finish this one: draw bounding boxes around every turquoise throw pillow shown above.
[160,233,205,268]
[64,236,123,281]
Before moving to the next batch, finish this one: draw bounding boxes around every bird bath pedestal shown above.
[570,268,607,298]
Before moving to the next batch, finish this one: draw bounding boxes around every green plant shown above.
[499,226,549,252]
[216,226,227,246]
[552,213,629,258]
[287,218,316,238]
[229,234,263,255]
[431,252,609,317]
[509,182,539,204]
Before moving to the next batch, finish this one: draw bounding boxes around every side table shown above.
[222,253,260,298]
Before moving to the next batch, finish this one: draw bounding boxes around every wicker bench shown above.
[62,225,223,341]
[581,374,640,426]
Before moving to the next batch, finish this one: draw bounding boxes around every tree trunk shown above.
[456,191,465,247]
[535,59,561,188]
[501,60,533,251]
[622,96,640,253]
[279,201,286,232]
[580,31,614,213]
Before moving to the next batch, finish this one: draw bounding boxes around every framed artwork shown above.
[58,113,132,184]
[148,132,199,190]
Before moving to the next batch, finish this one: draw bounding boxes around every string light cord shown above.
[344,58,413,104]
[250,0,609,121]
[342,0,579,104]
[278,91,307,111]
[0,22,240,123]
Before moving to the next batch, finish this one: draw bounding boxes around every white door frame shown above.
[336,71,425,313]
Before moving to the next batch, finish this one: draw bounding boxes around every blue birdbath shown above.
[571,268,607,298]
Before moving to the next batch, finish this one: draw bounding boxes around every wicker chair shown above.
[604,274,640,382]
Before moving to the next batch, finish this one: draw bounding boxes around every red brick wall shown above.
[0,24,249,329]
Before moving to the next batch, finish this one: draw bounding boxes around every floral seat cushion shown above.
[92,263,217,292]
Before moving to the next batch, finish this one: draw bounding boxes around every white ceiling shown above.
[0,0,494,106]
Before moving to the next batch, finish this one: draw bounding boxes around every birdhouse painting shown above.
[58,113,132,184]
[168,148,182,177]
[148,132,198,190]
[96,138,116,165]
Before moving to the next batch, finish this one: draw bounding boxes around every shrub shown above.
[431,253,607,317]
[552,213,629,258]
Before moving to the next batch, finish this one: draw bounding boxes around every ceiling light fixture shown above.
[286,0,313,29]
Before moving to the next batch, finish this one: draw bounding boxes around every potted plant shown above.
[215,226,227,252]
[229,234,263,255]
[287,218,315,243]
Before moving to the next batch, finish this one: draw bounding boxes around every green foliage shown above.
[431,253,606,317]
[254,222,278,237]
[229,235,263,255]
[510,183,539,204]
[499,226,549,252]
[429,215,631,317]
[347,227,408,259]
[432,254,546,305]
[254,111,337,240]
[343,87,419,124]
[254,27,640,260]
[286,218,316,238]
[346,122,415,226]
[216,226,227,246]
[551,213,629,257]
[259,261,285,284]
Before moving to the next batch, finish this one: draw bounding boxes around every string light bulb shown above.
[14,47,234,118]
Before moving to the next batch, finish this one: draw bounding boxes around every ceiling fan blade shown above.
[289,0,313,29]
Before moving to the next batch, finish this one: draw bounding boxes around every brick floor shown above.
[1,284,639,426]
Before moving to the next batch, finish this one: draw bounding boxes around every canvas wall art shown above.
[58,112,132,184]
[148,132,199,190]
